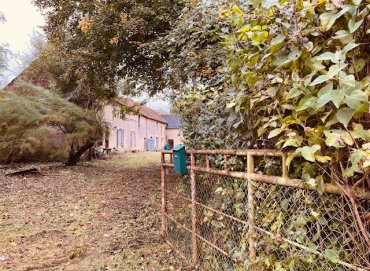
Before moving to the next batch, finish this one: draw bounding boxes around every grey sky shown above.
[0,0,44,82]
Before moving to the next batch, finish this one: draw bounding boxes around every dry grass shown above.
[0,152,186,271]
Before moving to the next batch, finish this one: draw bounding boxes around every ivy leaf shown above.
[327,63,348,78]
[315,155,331,163]
[310,63,348,86]
[316,175,325,195]
[349,58,366,73]
[339,74,355,87]
[271,34,285,46]
[288,48,301,61]
[286,153,299,169]
[345,89,368,113]
[324,130,354,147]
[298,97,318,111]
[296,145,321,162]
[282,137,303,148]
[309,75,329,86]
[324,249,340,264]
[314,52,337,62]
[317,88,345,109]
[336,107,355,127]
[320,6,351,32]
[344,149,363,176]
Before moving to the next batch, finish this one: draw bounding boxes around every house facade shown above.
[103,99,182,152]
[161,114,183,148]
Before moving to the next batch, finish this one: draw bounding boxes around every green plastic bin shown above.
[173,145,187,175]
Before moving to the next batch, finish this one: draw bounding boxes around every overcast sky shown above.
[0,0,44,53]
[0,0,44,82]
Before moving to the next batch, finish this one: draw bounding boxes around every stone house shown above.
[103,99,182,152]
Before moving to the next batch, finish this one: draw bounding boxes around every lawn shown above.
[0,152,185,271]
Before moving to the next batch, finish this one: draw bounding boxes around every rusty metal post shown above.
[282,154,288,179]
[190,153,198,264]
[205,154,210,169]
[247,154,257,262]
[161,153,167,237]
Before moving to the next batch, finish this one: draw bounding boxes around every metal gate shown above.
[161,149,370,271]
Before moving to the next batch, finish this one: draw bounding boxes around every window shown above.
[120,130,124,147]
[116,129,121,148]
[156,121,158,131]
[130,131,136,148]
[168,139,174,148]
[138,116,141,127]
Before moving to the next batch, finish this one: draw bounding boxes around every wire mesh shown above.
[162,153,370,271]
[165,170,192,259]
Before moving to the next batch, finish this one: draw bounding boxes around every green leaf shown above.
[324,130,354,147]
[286,153,298,169]
[344,149,363,176]
[324,249,340,264]
[288,48,302,61]
[316,175,325,195]
[298,97,318,111]
[226,102,237,109]
[327,63,348,78]
[349,58,366,73]
[271,34,285,46]
[333,30,350,39]
[315,155,331,163]
[317,88,345,108]
[336,107,355,127]
[342,42,358,53]
[320,6,351,32]
[296,145,321,162]
[314,52,336,62]
[282,137,303,148]
[339,74,355,87]
[345,89,368,113]
[268,128,283,139]
[309,75,329,86]
[348,19,364,33]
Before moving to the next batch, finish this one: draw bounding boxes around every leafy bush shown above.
[165,1,370,269]
[168,0,370,186]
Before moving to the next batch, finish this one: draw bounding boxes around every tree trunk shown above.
[65,141,95,166]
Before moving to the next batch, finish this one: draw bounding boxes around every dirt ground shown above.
[0,153,185,271]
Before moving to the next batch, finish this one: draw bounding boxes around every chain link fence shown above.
[161,150,370,271]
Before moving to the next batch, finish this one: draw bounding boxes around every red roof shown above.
[116,98,167,124]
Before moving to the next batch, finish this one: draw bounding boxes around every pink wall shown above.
[165,128,183,147]
[103,105,166,152]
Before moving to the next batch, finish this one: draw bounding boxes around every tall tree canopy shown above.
[32,0,184,108]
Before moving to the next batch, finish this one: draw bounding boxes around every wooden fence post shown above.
[247,154,257,262]
[161,153,167,237]
[190,153,198,264]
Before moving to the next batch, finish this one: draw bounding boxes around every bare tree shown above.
[13,29,47,74]
[0,11,9,85]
